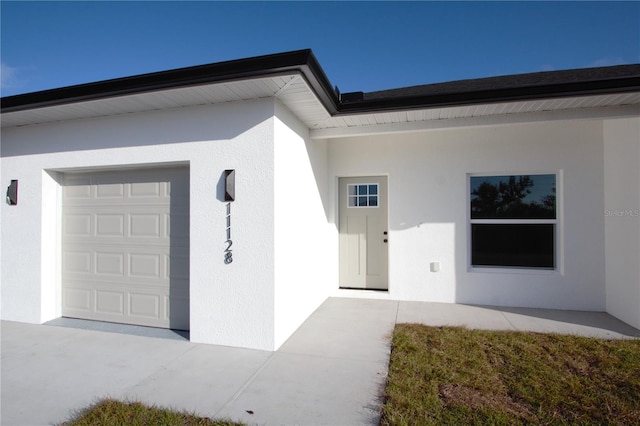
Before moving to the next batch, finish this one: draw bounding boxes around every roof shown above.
[2,50,639,137]
[341,64,640,113]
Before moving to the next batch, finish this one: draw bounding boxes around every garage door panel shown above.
[64,246,171,279]
[67,198,171,209]
[63,287,92,311]
[66,211,171,240]
[129,253,163,278]
[130,213,162,237]
[96,182,125,198]
[129,293,160,319]
[63,251,92,274]
[96,214,125,236]
[95,290,125,315]
[130,181,162,198]
[63,279,175,325]
[63,176,92,199]
[95,252,124,275]
[64,214,92,236]
[62,167,189,330]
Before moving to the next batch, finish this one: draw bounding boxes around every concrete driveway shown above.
[2,298,638,426]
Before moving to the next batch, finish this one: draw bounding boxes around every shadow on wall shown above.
[1,100,273,157]
[169,167,191,331]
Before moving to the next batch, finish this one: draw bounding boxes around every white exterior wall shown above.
[3,92,636,347]
[604,117,640,329]
[1,98,282,350]
[328,119,607,310]
[273,102,334,348]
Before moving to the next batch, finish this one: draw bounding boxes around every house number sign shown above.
[224,202,233,264]
[223,169,235,264]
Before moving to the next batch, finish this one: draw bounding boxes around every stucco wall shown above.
[273,102,334,348]
[1,98,281,350]
[604,117,640,329]
[328,119,607,311]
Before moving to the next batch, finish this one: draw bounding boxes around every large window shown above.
[469,174,557,269]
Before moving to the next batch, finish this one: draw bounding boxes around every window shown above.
[347,184,379,208]
[469,174,557,269]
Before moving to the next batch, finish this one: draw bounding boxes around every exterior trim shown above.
[2,49,639,117]
[337,74,640,114]
[1,50,340,115]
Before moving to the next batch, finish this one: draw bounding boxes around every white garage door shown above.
[61,167,189,330]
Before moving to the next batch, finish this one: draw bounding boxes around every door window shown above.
[347,183,379,208]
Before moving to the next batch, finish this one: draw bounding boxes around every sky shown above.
[1,1,639,97]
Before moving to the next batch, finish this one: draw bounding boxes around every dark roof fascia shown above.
[1,49,340,115]
[337,66,640,115]
[2,50,638,118]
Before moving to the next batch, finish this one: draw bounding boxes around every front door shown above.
[339,176,388,290]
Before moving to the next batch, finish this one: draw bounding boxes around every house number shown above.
[224,202,233,264]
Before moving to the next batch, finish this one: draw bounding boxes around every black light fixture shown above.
[224,170,235,201]
[6,180,18,205]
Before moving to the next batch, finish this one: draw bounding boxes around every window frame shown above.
[467,172,561,273]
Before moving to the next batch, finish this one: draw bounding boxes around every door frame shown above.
[337,174,390,291]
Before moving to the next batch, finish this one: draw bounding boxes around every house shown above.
[2,49,638,351]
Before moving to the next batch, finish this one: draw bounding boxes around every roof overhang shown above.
[2,50,639,138]
[1,49,339,115]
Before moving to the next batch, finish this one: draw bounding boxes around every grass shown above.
[60,399,245,426]
[59,327,639,426]
[380,324,640,426]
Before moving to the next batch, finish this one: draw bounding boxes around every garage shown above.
[61,167,189,330]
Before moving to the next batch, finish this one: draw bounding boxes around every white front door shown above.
[339,176,388,290]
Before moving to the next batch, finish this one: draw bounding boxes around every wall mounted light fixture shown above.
[6,180,18,205]
[224,170,235,201]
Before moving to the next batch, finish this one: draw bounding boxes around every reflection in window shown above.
[469,174,557,269]
[470,174,556,219]
[348,184,379,208]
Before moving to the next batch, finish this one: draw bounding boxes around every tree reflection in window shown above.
[469,174,557,269]
[471,175,555,219]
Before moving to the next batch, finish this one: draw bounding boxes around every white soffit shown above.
[2,74,639,139]
[309,92,640,139]
[0,74,315,128]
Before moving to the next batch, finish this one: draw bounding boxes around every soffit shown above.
[0,74,313,128]
[313,92,640,129]
[2,73,638,138]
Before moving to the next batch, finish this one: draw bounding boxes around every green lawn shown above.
[61,399,245,426]
[380,324,640,425]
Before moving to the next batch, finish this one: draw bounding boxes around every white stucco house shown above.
[2,50,639,350]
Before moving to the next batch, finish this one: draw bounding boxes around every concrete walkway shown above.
[2,298,638,426]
